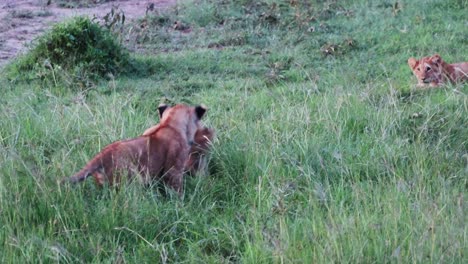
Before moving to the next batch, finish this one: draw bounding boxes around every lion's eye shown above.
[426,66,431,71]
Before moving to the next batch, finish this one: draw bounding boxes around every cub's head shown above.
[158,104,207,141]
[408,54,443,86]
[186,126,215,176]
[193,127,215,152]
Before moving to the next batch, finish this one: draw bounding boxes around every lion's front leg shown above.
[163,156,186,196]
[166,169,184,195]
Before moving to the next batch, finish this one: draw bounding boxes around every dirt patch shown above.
[0,0,178,67]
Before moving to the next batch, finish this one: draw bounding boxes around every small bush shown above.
[10,16,129,82]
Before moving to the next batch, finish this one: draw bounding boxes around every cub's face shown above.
[158,104,207,142]
[408,54,443,86]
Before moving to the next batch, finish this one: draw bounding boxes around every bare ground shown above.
[0,0,177,67]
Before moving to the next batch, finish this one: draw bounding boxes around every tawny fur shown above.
[64,104,207,194]
[408,54,468,87]
[143,122,214,176]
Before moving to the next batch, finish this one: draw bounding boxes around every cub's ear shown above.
[430,54,441,64]
[158,104,169,118]
[195,105,207,120]
[205,128,215,139]
[408,57,418,69]
[199,127,215,138]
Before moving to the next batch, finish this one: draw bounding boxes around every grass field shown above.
[0,0,467,262]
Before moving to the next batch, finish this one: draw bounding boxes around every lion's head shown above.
[157,103,207,143]
[408,54,443,87]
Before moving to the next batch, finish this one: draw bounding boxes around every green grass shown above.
[0,0,467,262]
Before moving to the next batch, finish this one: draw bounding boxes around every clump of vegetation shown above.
[9,16,129,85]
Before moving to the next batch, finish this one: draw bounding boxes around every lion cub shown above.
[408,54,468,87]
[64,104,207,194]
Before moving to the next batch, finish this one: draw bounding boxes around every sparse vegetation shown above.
[0,0,466,263]
[56,0,117,8]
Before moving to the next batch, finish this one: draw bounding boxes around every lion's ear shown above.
[408,57,418,69]
[158,104,169,118]
[195,105,207,120]
[431,54,441,65]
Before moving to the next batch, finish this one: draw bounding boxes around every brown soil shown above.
[0,0,177,67]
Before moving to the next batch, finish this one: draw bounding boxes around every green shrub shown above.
[10,16,129,82]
